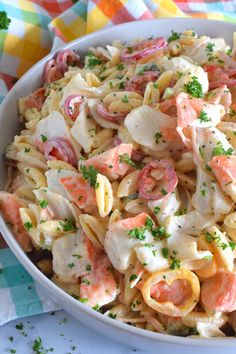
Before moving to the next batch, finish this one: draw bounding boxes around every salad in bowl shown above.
[1,26,236,339]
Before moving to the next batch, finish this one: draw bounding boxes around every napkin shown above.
[0,0,236,325]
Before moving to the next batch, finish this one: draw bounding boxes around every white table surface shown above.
[0,310,145,354]
[0,310,235,354]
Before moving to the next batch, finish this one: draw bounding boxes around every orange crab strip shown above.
[0,192,32,252]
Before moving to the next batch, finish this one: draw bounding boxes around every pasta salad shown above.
[2,28,236,338]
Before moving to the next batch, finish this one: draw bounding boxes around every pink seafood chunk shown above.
[79,143,133,179]
[23,87,46,111]
[151,279,192,306]
[201,272,236,312]
[59,175,96,211]
[80,253,118,307]
[0,192,33,252]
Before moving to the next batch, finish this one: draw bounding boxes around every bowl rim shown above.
[1,17,236,346]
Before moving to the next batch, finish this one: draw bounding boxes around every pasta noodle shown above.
[2,30,236,339]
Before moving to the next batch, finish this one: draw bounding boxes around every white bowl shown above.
[0,18,236,353]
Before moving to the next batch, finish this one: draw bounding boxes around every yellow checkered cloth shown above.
[1,0,236,101]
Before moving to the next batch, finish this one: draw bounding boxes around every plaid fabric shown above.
[0,0,236,325]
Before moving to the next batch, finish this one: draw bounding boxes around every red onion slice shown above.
[56,50,80,74]
[63,95,84,121]
[44,138,77,167]
[138,160,178,200]
[42,50,80,84]
[121,38,167,63]
[42,59,63,84]
[114,135,122,146]
[97,104,125,122]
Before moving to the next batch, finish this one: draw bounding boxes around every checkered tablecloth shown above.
[0,0,236,325]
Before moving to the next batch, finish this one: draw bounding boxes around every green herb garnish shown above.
[129,274,138,282]
[162,247,169,259]
[40,134,48,142]
[80,165,98,187]
[212,141,233,157]
[198,110,211,123]
[116,63,125,70]
[59,218,76,232]
[184,76,203,98]
[24,222,33,231]
[122,94,129,103]
[39,200,48,209]
[0,11,11,30]
[119,153,136,168]
[167,30,181,43]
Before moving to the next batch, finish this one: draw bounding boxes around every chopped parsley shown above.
[169,255,181,270]
[0,11,11,30]
[24,222,33,231]
[206,42,215,53]
[212,141,233,157]
[86,52,102,69]
[128,217,170,242]
[162,247,169,259]
[151,225,170,240]
[80,164,98,187]
[198,110,211,123]
[59,218,76,232]
[78,297,89,303]
[128,227,146,241]
[40,134,48,143]
[118,81,125,89]
[205,231,228,250]
[72,254,82,259]
[161,188,168,196]
[155,132,164,144]
[153,206,161,214]
[39,200,48,209]
[184,76,203,98]
[229,241,236,251]
[68,262,75,269]
[167,30,181,43]
[129,274,138,282]
[116,63,125,70]
[108,312,117,319]
[82,278,91,285]
[92,304,100,311]
[122,94,129,103]
[86,264,92,272]
[24,147,30,153]
[119,153,136,168]
[199,145,205,159]
[32,337,54,354]
[174,207,187,216]
[15,322,24,331]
